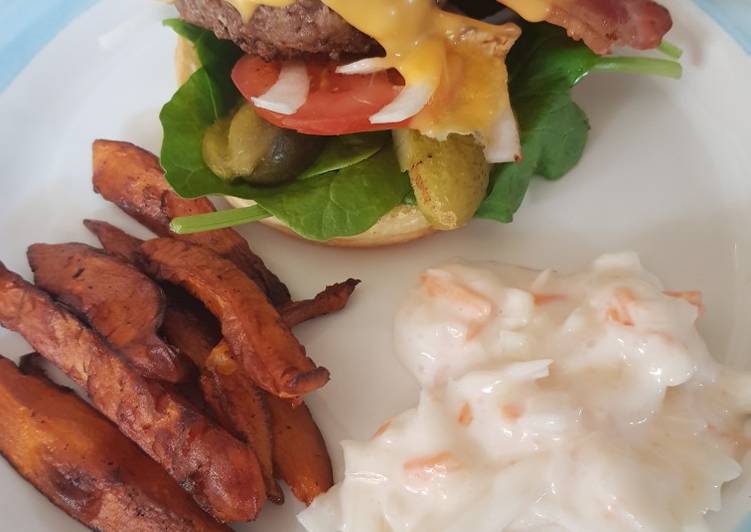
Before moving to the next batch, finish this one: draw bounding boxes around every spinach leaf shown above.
[252,147,410,240]
[171,204,270,234]
[159,21,243,199]
[476,23,681,223]
[299,133,387,179]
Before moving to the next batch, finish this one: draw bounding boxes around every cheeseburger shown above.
[161,0,678,246]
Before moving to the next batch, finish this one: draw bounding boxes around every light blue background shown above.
[0,0,97,90]
[0,1,749,530]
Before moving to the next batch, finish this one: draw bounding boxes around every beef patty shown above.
[174,0,381,60]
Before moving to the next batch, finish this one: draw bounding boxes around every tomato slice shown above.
[232,55,408,136]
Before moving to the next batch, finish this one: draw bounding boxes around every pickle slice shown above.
[393,130,490,230]
[202,114,237,180]
[251,130,324,185]
[203,104,278,181]
[203,104,322,185]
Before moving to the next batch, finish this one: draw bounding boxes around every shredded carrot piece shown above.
[707,424,751,450]
[606,287,636,326]
[500,403,524,420]
[458,402,473,426]
[533,293,566,305]
[404,451,462,481]
[465,322,486,341]
[420,273,492,316]
[372,420,392,439]
[649,330,681,347]
[420,272,493,340]
[664,290,704,316]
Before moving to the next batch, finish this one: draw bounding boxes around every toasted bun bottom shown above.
[225,197,434,247]
[175,38,435,247]
[175,37,201,85]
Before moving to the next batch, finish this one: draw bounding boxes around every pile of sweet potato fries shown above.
[0,140,359,529]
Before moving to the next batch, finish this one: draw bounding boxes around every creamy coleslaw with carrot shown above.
[299,253,751,532]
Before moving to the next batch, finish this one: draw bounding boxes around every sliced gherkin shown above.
[393,130,490,230]
[203,103,322,185]
[250,129,324,185]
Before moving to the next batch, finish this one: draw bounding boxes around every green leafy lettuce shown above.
[476,23,681,223]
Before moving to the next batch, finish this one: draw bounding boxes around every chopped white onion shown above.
[251,61,309,115]
[483,106,521,163]
[369,83,434,124]
[336,57,390,75]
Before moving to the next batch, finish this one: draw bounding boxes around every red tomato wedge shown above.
[232,55,408,136]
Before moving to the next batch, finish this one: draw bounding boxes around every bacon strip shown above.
[503,0,673,54]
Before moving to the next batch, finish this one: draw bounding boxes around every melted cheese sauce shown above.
[299,253,751,532]
[225,0,294,22]
[321,0,520,145]
[224,0,552,25]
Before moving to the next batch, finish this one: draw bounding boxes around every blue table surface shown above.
[0,1,749,530]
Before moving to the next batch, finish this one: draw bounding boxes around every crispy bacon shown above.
[504,0,672,54]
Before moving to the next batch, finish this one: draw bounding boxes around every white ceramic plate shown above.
[0,1,750,530]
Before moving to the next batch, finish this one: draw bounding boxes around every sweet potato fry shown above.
[28,243,189,383]
[16,352,47,377]
[282,279,360,328]
[0,262,266,522]
[160,295,282,503]
[0,354,227,532]
[266,394,334,505]
[158,284,339,505]
[82,226,216,374]
[92,140,290,307]
[141,238,329,399]
[84,219,359,326]
[84,219,144,264]
[202,341,283,504]
[161,286,221,368]
[163,271,358,333]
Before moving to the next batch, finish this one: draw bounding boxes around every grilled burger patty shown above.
[174,0,381,60]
